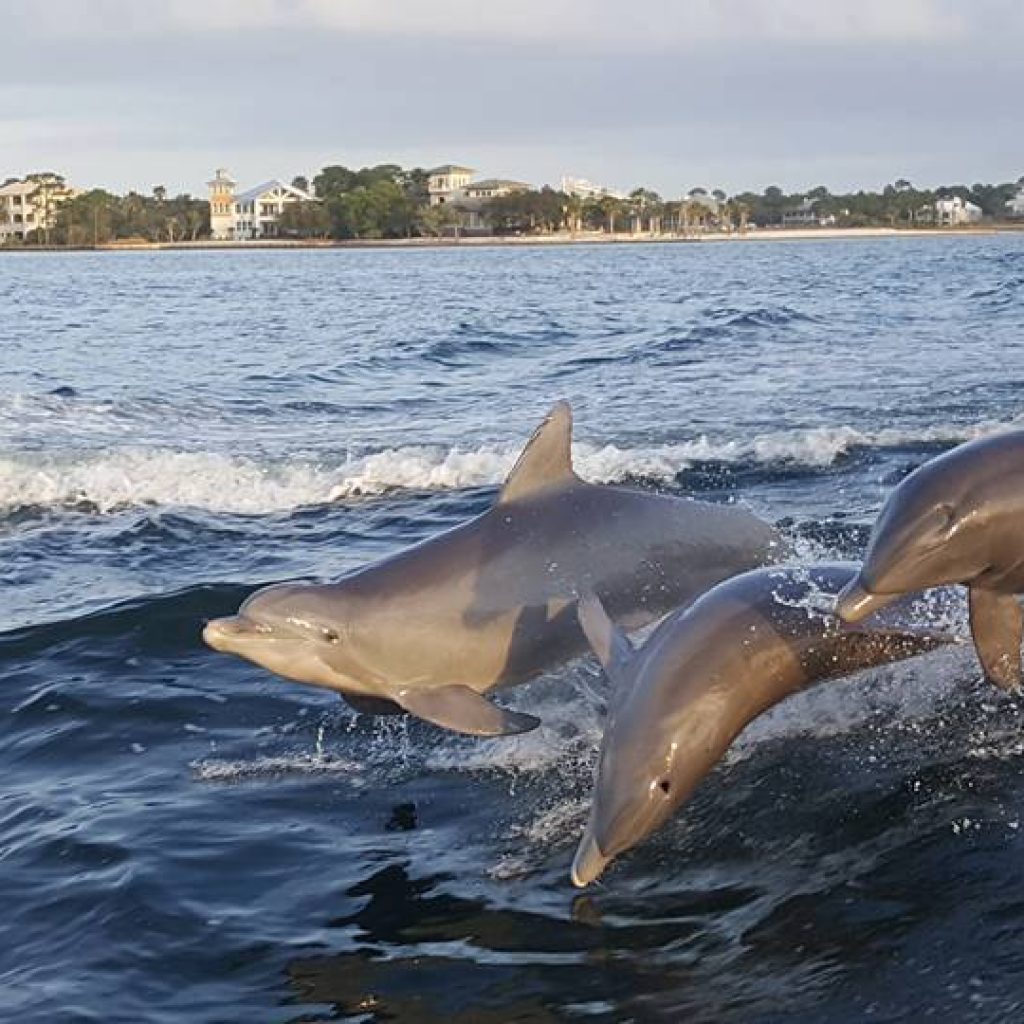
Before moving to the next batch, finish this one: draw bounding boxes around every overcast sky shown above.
[3,0,1022,197]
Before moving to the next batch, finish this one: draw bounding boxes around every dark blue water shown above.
[2,236,1024,1022]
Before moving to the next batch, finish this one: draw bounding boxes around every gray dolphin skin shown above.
[571,563,955,887]
[204,402,783,736]
[836,430,1024,692]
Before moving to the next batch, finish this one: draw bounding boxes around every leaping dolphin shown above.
[571,563,956,886]
[204,402,783,736]
[836,430,1024,692]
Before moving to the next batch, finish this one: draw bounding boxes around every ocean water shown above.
[1,235,1023,1022]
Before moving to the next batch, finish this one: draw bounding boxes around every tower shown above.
[207,168,237,240]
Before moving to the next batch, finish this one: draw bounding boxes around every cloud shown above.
[7,0,979,48]
[1,0,1020,195]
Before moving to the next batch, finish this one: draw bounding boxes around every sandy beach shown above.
[3,224,1018,254]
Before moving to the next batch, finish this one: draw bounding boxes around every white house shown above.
[427,164,532,232]
[560,176,624,201]
[0,174,79,243]
[1006,186,1024,219]
[934,195,982,226]
[207,169,317,240]
[427,165,474,206]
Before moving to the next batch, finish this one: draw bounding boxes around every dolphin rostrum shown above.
[571,563,956,886]
[204,402,783,736]
[836,430,1024,692]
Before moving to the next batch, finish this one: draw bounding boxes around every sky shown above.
[3,0,1022,198]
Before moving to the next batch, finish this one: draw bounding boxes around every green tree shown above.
[277,201,330,238]
[416,203,460,237]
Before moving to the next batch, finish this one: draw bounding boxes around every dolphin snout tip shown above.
[203,616,239,651]
[835,578,892,623]
[571,833,610,888]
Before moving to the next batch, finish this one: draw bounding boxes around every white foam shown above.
[2,413,1021,515]
[192,751,363,781]
[0,450,337,514]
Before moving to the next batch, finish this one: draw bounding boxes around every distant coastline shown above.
[1,224,1019,254]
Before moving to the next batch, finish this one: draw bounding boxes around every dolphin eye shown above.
[658,780,671,795]
[321,627,340,643]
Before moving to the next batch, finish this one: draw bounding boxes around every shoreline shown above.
[1,225,1019,254]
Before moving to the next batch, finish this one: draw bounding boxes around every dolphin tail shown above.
[577,592,635,688]
[968,586,1023,693]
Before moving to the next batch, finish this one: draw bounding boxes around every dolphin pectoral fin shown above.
[577,592,635,687]
[390,685,541,737]
[341,694,407,716]
[836,578,896,622]
[498,401,579,504]
[571,830,611,888]
[969,587,1023,693]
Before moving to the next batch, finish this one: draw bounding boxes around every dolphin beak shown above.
[203,615,261,652]
[835,579,894,622]
[571,831,611,888]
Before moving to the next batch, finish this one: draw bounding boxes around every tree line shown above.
[50,182,209,245]
[4,167,1023,245]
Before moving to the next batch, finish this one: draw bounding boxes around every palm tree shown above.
[597,195,622,234]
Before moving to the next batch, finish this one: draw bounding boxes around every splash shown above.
[2,412,1021,516]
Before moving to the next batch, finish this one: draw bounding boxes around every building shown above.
[454,178,532,231]
[426,164,532,232]
[0,174,79,243]
[560,175,625,201]
[934,195,982,226]
[427,165,474,206]
[206,168,317,240]
[781,196,835,228]
[1006,186,1024,219]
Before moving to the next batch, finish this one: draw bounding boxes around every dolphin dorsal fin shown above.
[577,592,635,688]
[499,401,578,504]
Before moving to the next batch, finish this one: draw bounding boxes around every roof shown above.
[234,179,314,203]
[0,180,41,197]
[464,178,532,191]
[428,164,475,175]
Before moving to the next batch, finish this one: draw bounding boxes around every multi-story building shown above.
[0,174,79,243]
[427,165,475,206]
[206,169,317,240]
[426,164,532,231]
[934,195,982,226]
[560,175,624,201]
[1006,185,1024,219]
[455,178,532,230]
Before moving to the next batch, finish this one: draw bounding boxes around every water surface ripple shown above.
[2,237,1024,1022]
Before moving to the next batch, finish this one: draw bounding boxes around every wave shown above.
[0,582,252,659]
[1,415,1021,515]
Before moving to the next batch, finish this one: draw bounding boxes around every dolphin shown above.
[836,430,1024,692]
[204,402,783,736]
[571,563,956,886]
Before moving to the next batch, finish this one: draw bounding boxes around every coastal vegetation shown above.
[2,166,1023,246]
[47,180,209,245]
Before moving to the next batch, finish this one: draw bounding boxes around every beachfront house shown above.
[1006,186,1024,219]
[0,173,79,243]
[207,168,317,240]
[934,195,982,226]
[427,163,532,233]
[427,165,475,206]
[455,178,532,231]
[781,196,835,228]
[560,176,625,201]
